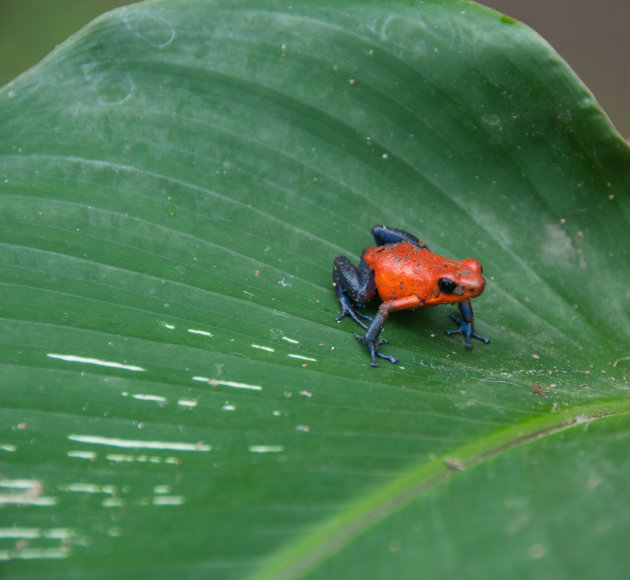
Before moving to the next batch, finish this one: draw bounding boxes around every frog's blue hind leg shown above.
[371,224,429,249]
[333,255,376,329]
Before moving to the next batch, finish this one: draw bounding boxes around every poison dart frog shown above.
[333,225,490,367]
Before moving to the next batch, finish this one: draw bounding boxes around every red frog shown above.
[333,225,490,367]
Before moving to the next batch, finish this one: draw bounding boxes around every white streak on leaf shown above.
[0,479,39,489]
[249,445,285,453]
[0,547,68,561]
[187,328,213,337]
[152,495,185,506]
[0,494,57,506]
[132,394,167,403]
[67,434,211,452]
[0,528,41,539]
[177,398,198,408]
[103,498,124,508]
[193,377,262,391]
[251,344,275,352]
[67,450,96,460]
[47,353,145,372]
[287,354,317,362]
[57,483,108,494]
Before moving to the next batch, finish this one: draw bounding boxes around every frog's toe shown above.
[377,352,398,365]
[334,295,369,329]
[355,310,373,322]
[354,334,397,367]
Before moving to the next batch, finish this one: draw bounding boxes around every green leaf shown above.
[1,0,629,578]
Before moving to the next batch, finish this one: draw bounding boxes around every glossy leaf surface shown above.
[1,1,629,578]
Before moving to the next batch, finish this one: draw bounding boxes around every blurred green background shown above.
[0,1,137,83]
[1,0,628,137]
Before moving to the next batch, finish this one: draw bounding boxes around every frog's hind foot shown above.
[371,225,429,249]
[353,333,398,367]
[334,294,371,329]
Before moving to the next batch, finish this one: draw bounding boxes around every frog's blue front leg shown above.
[354,307,398,367]
[446,298,490,349]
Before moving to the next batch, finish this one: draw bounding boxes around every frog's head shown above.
[430,258,486,305]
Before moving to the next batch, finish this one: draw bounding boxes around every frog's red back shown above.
[362,242,485,307]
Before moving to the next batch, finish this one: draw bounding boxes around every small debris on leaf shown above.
[532,383,547,397]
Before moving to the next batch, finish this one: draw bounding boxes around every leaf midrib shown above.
[251,398,630,580]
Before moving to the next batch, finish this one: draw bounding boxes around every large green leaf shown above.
[2,0,629,578]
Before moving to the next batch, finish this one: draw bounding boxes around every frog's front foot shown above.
[334,293,372,329]
[446,313,490,349]
[446,298,490,349]
[353,333,398,367]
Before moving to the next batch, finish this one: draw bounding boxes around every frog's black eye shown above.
[438,278,457,294]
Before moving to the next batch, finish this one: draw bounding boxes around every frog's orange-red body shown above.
[333,225,489,367]
[363,242,485,308]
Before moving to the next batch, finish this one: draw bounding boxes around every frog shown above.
[333,225,490,367]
